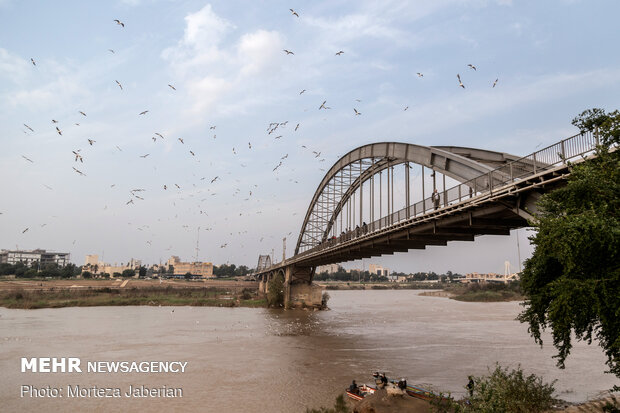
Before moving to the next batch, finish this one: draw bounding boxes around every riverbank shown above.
[315,389,618,413]
[0,279,264,309]
[319,281,523,302]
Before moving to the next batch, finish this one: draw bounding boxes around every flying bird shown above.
[210,125,216,130]
[354,108,361,116]
[21,155,34,163]
[273,162,282,171]
[168,84,176,90]
[79,111,87,116]
[178,137,184,144]
[299,89,306,95]
[416,72,423,78]
[72,150,83,162]
[23,124,34,132]
[163,185,167,190]
[114,19,124,27]
[319,100,329,110]
[404,106,409,111]
[31,58,36,66]
[492,78,499,88]
[140,154,150,158]
[115,80,123,90]
[289,8,299,17]
[283,49,294,55]
[72,167,86,176]
[189,151,195,156]
[468,64,477,71]
[174,184,180,189]
[56,126,62,135]
[139,110,149,115]
[295,123,300,131]
[22,228,29,233]
[155,132,164,139]
[211,176,219,183]
[281,154,288,160]
[335,50,344,56]
[457,74,465,89]
[248,142,252,149]
[52,119,58,123]
[126,199,134,205]
[115,145,122,151]
[108,49,115,54]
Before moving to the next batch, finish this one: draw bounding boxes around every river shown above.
[0,290,616,412]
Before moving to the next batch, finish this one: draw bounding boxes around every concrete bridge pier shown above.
[256,265,324,308]
[284,264,324,309]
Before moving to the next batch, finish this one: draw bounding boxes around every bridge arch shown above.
[295,142,519,254]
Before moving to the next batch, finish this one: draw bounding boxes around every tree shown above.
[267,273,285,308]
[138,266,147,278]
[518,108,620,380]
[432,364,556,413]
[121,269,135,278]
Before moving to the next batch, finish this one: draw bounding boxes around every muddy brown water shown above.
[0,290,616,412]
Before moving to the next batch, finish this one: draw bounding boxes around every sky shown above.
[0,0,618,274]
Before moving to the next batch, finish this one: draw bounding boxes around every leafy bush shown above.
[267,273,284,308]
[431,364,556,413]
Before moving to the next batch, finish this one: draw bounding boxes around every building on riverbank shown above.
[368,264,390,277]
[462,272,519,283]
[167,256,214,278]
[316,264,340,274]
[0,249,70,267]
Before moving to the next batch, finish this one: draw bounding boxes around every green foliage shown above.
[603,396,620,413]
[518,108,620,379]
[306,394,349,413]
[431,364,556,413]
[121,269,136,278]
[138,266,147,278]
[213,263,253,277]
[321,292,330,309]
[267,273,284,308]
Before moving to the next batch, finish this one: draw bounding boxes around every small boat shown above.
[405,384,437,401]
[345,384,376,401]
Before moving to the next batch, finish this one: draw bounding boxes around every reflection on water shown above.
[0,290,616,412]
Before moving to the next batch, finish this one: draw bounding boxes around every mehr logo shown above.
[21,358,82,373]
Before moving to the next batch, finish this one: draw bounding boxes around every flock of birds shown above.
[10,7,502,265]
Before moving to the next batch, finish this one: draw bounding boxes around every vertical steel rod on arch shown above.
[359,160,363,228]
[443,173,447,207]
[339,170,343,235]
[391,165,394,224]
[370,158,374,224]
[379,170,382,222]
[422,165,426,214]
[405,162,410,219]
[387,161,391,225]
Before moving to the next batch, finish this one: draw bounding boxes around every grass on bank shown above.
[444,281,523,302]
[0,286,266,309]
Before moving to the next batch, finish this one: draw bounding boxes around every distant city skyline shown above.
[1,0,619,274]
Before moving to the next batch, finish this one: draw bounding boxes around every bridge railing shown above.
[300,130,598,256]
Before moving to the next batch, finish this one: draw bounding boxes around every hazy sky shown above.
[1,0,618,273]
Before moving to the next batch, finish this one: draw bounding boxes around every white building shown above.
[316,263,340,274]
[368,264,390,277]
[0,249,70,267]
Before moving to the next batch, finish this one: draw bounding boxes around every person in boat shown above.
[380,373,388,387]
[398,378,407,390]
[348,380,359,395]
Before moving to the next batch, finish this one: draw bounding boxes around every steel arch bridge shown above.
[254,131,599,308]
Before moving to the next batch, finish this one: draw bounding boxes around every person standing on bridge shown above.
[432,188,441,210]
